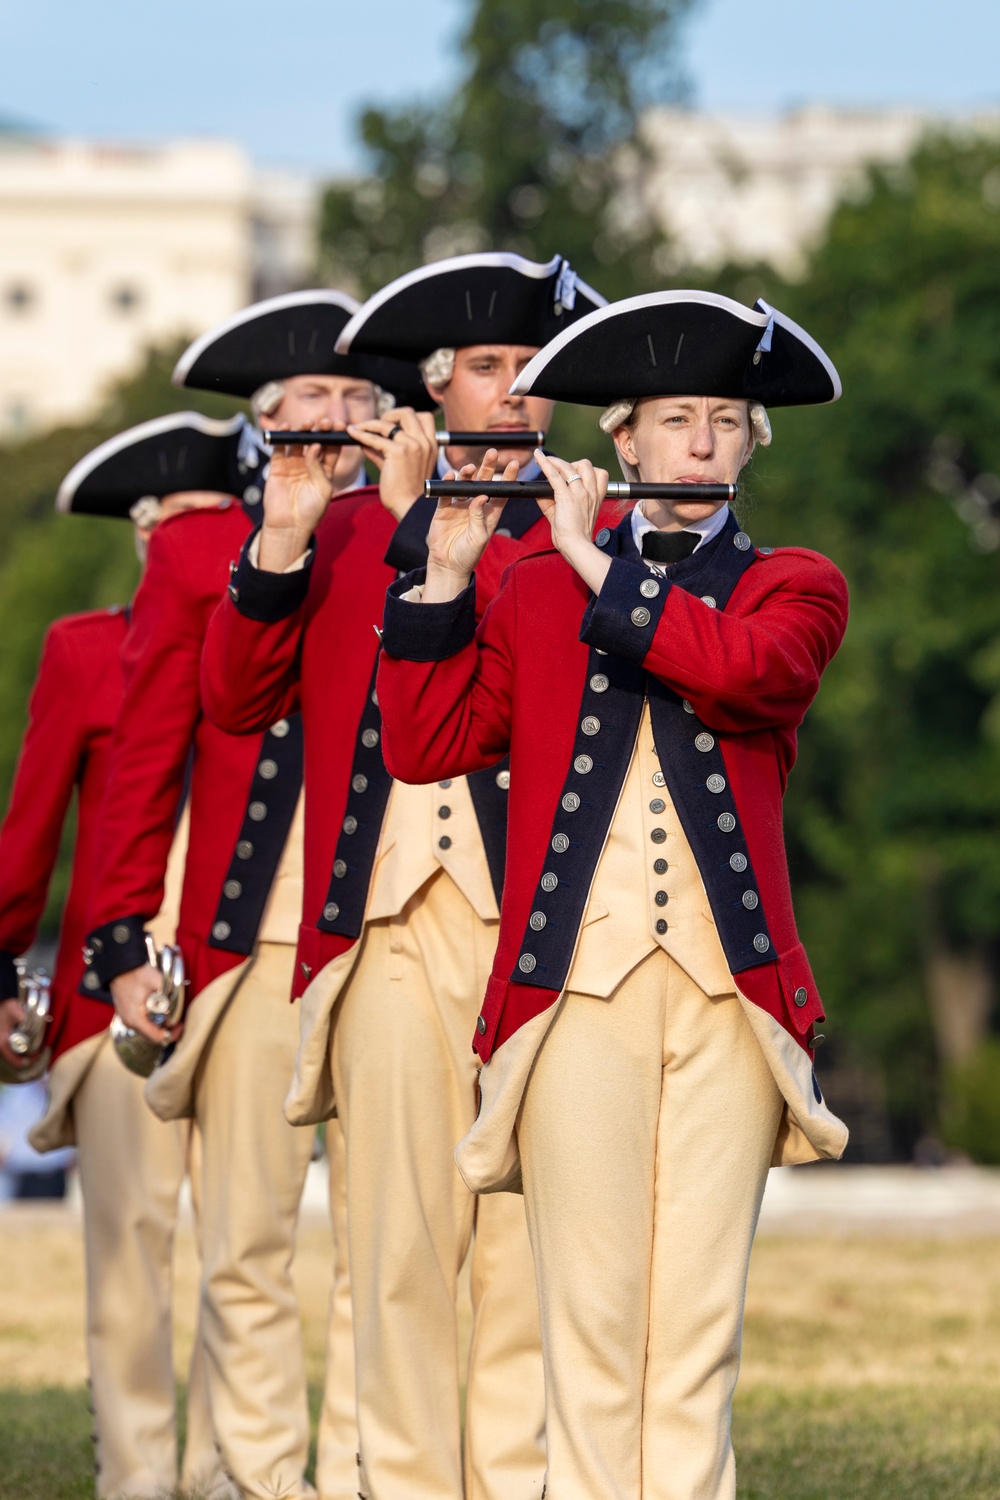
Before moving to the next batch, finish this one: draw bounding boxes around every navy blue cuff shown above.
[383,496,435,574]
[382,572,478,662]
[226,530,316,623]
[0,951,19,1001]
[86,917,149,986]
[579,556,671,663]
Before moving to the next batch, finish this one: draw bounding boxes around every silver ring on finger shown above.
[566,473,584,484]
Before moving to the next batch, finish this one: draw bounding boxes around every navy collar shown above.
[611,507,756,612]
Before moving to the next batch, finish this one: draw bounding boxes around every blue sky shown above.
[1,0,998,174]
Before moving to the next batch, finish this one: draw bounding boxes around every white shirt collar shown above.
[630,500,730,567]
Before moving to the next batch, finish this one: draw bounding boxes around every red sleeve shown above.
[200,543,305,735]
[378,570,517,786]
[0,623,89,985]
[89,525,210,929]
[580,550,849,733]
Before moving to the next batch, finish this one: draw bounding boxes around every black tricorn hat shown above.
[55,413,261,518]
[510,290,841,408]
[335,252,607,364]
[171,289,436,409]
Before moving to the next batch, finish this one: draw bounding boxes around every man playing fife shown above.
[83,290,418,1500]
[0,414,241,1500]
[200,252,606,1500]
[376,290,852,1500]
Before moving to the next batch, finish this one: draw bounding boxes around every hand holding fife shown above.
[348,408,438,521]
[422,450,520,603]
[109,964,184,1046]
[0,995,28,1070]
[534,449,612,595]
[258,420,336,572]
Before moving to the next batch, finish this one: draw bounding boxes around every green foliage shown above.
[691,134,1000,1149]
[318,0,693,299]
[0,344,244,931]
[941,1040,1000,1164]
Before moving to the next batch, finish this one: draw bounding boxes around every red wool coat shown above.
[200,485,617,997]
[0,609,128,1062]
[377,511,850,1064]
[86,501,304,999]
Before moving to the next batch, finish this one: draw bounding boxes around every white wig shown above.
[598,396,771,481]
[420,347,456,389]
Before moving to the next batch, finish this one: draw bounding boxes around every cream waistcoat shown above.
[566,702,734,1000]
[367,776,499,924]
[258,790,305,945]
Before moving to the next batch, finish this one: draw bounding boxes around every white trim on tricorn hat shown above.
[510,289,840,409]
[335,251,606,363]
[56,412,252,518]
[172,289,435,408]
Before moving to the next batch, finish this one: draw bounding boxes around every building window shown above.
[109,284,141,315]
[4,283,36,315]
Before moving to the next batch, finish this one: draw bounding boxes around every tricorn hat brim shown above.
[510,290,841,409]
[335,252,607,364]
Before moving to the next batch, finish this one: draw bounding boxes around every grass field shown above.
[2,1205,999,1498]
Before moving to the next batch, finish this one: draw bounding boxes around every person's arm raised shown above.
[419,450,520,603]
[257,421,336,573]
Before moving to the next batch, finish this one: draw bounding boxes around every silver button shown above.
[495,527,512,538]
[718,812,736,832]
[371,688,379,707]
[706,774,726,794]
[89,938,103,953]
[496,769,510,790]
[682,699,695,714]
[270,719,290,738]
[333,859,347,879]
[639,578,660,599]
[237,840,253,859]
[581,716,601,736]
[244,485,262,504]
[228,584,240,604]
[700,595,717,609]
[259,758,278,780]
[589,673,609,693]
[596,527,611,546]
[758,546,775,555]
[742,890,759,910]
[112,924,131,944]
[343,815,358,835]
[212,920,231,941]
[249,801,267,821]
[540,872,559,892]
[652,770,665,787]
[324,902,340,922]
[301,962,312,979]
[631,606,651,627]
[518,953,537,974]
[352,774,368,794]
[223,880,242,899]
[753,933,771,953]
[730,853,748,873]
[529,911,547,931]
[439,779,452,789]
[695,732,715,752]
[361,728,380,749]
[551,833,570,853]
[794,986,809,1008]
[734,532,752,551]
[649,798,666,814]
[561,792,581,812]
[574,754,593,775]
[477,1014,487,1035]
[84,971,100,990]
